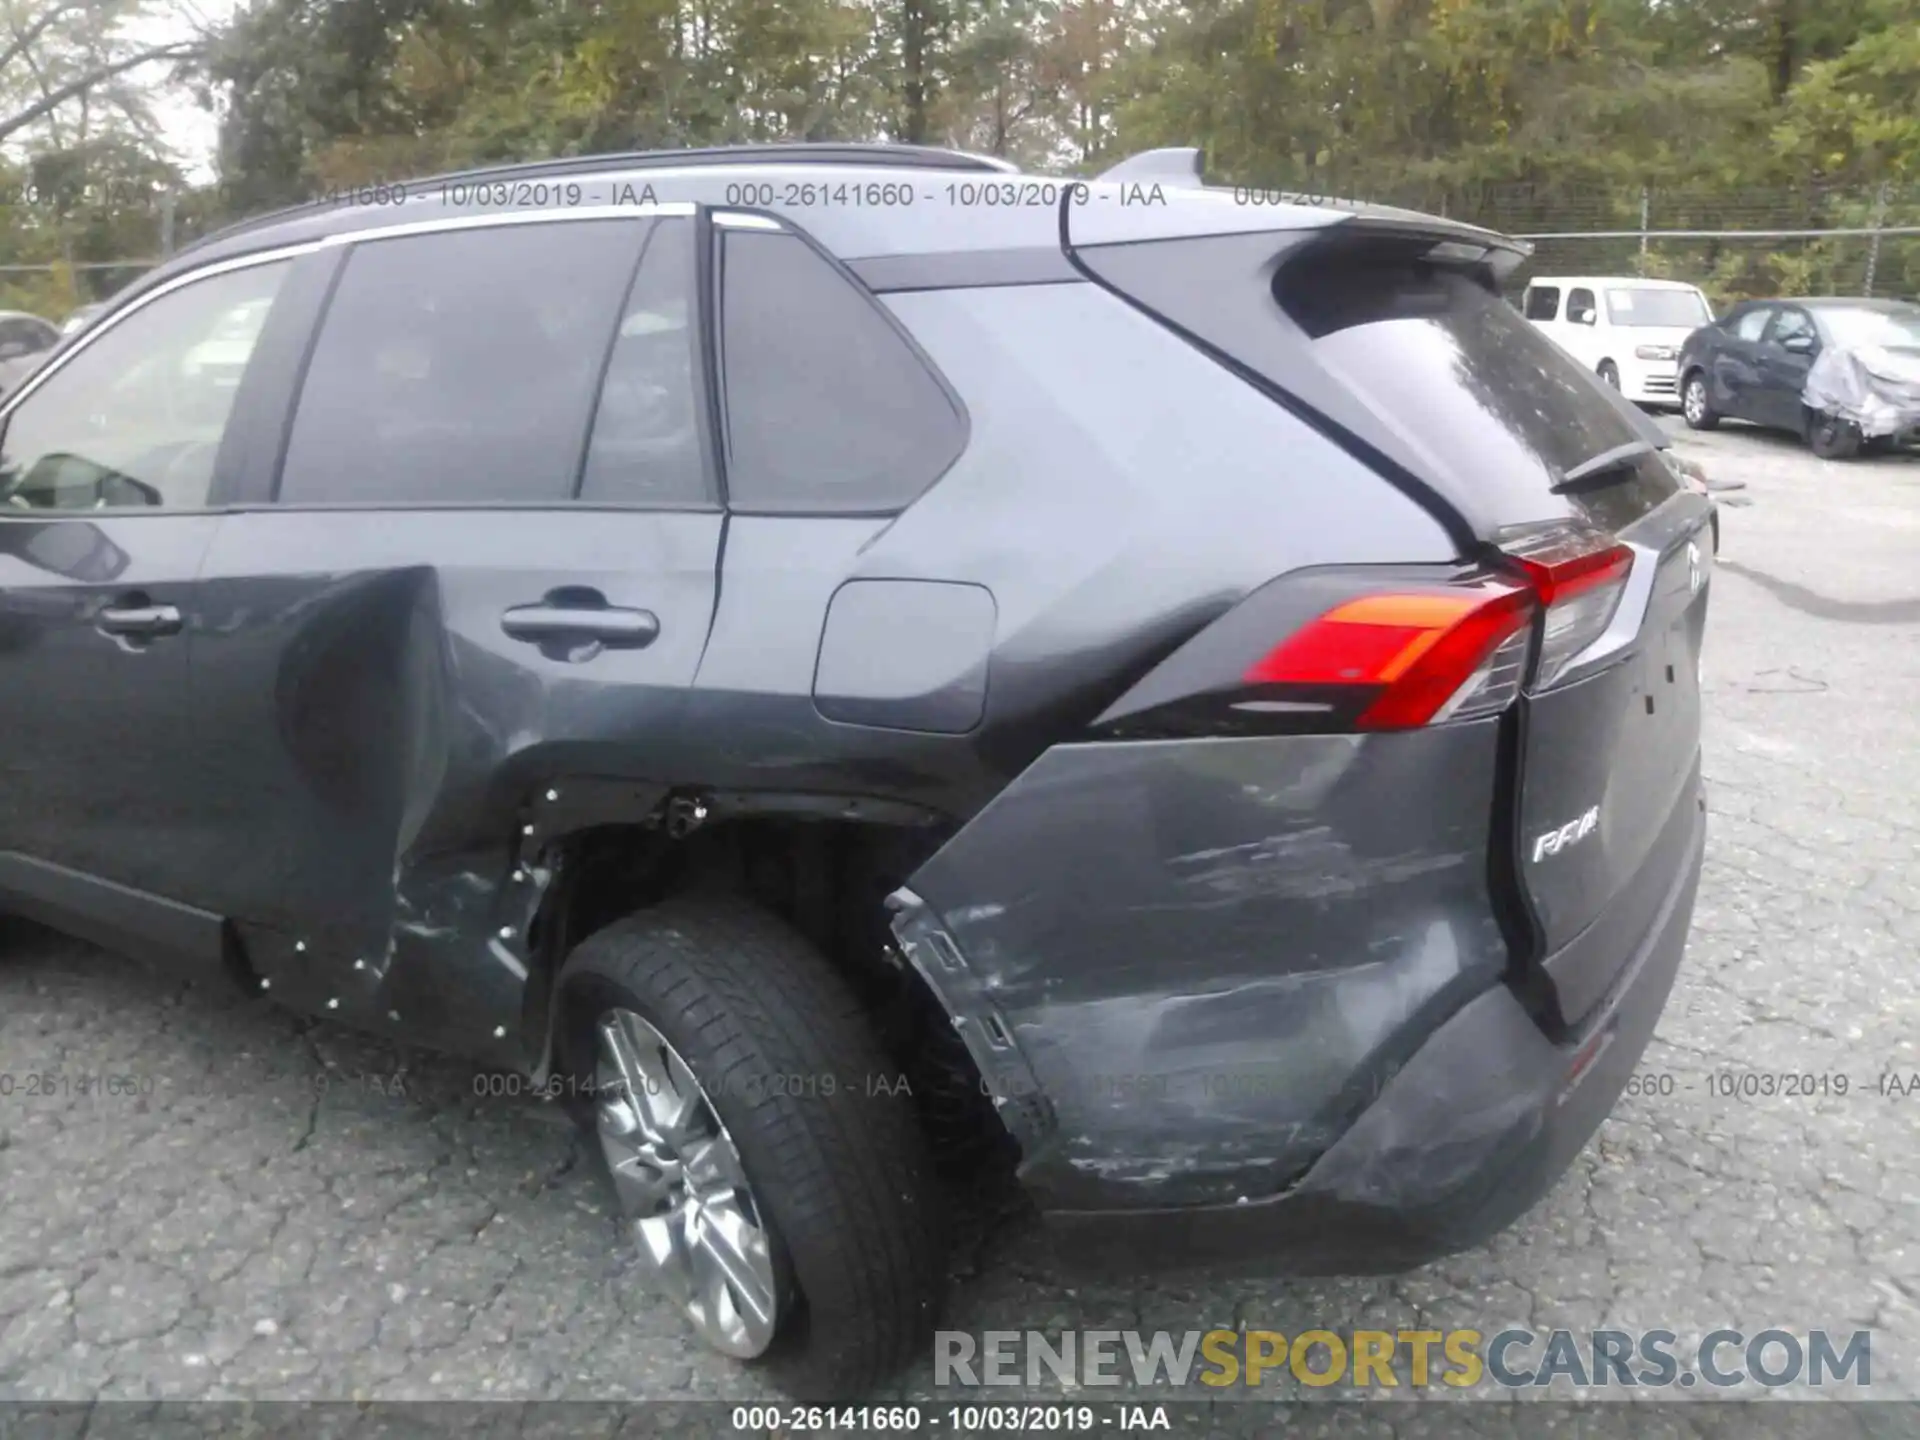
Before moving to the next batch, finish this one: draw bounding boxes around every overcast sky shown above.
[135,0,239,181]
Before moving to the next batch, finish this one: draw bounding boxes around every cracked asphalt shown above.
[3,418,1918,1431]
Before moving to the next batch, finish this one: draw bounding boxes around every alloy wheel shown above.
[592,1008,783,1357]
[1684,379,1706,425]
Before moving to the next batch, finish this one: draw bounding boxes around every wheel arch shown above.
[518,784,1013,1169]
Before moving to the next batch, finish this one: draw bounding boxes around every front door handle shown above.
[501,592,660,650]
[97,601,183,639]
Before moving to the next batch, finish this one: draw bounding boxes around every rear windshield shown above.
[1276,243,1678,526]
[1605,287,1711,328]
[1818,305,1920,349]
[1073,229,1678,533]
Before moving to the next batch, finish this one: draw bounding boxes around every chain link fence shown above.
[1363,181,1920,307]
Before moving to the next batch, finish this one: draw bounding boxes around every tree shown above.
[0,3,203,314]
[140,0,1920,308]
[0,0,203,147]
[942,0,1063,162]
[1775,0,1920,183]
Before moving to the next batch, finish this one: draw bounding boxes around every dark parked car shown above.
[0,310,61,399]
[0,144,1713,1397]
[1679,296,1920,458]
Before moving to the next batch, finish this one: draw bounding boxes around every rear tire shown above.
[1681,372,1718,430]
[554,896,946,1400]
[1597,360,1621,390]
[1807,411,1863,461]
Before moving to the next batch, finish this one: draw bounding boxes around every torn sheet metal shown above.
[899,721,1513,1211]
[1804,344,1920,438]
[185,507,724,1064]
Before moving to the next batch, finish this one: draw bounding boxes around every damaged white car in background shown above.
[1802,301,1920,460]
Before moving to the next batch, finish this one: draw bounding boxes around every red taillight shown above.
[1237,528,1635,732]
[1119,526,1641,741]
[1511,540,1633,606]
[1501,528,1636,689]
[1244,580,1536,730]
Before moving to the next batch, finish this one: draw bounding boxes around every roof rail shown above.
[184,143,1021,256]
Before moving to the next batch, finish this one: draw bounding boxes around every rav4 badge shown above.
[1532,805,1600,862]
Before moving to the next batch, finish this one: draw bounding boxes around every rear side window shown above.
[1277,250,1670,517]
[279,220,647,505]
[717,227,965,514]
[579,217,710,507]
[1522,286,1560,321]
[1732,308,1772,342]
[1072,230,1679,529]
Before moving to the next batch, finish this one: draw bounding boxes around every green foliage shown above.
[1773,0,1920,183]
[194,0,1920,220]
[4,0,1919,308]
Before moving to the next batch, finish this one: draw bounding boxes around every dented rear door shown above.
[190,210,722,1058]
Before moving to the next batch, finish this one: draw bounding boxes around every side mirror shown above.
[1783,333,1816,354]
[18,453,163,509]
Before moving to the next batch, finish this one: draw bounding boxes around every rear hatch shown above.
[1066,200,1713,1029]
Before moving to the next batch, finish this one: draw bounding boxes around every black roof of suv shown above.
[0,142,1713,1398]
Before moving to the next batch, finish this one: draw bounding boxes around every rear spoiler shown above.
[1325,212,1533,284]
[1074,145,1533,283]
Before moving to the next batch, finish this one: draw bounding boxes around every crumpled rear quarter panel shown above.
[901,720,1512,1210]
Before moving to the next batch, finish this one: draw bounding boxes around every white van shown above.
[1520,276,1714,407]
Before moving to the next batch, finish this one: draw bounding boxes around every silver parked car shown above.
[0,311,61,399]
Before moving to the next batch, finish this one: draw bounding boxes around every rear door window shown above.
[1732,307,1773,343]
[1765,307,1817,350]
[1522,286,1560,321]
[278,219,648,505]
[716,224,966,514]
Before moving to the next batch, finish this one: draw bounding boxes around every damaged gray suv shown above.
[0,143,1711,1397]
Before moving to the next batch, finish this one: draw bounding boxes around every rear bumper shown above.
[895,723,1522,1214]
[1043,780,1704,1276]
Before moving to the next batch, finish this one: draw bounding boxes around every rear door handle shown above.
[501,595,660,650]
[97,602,183,639]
